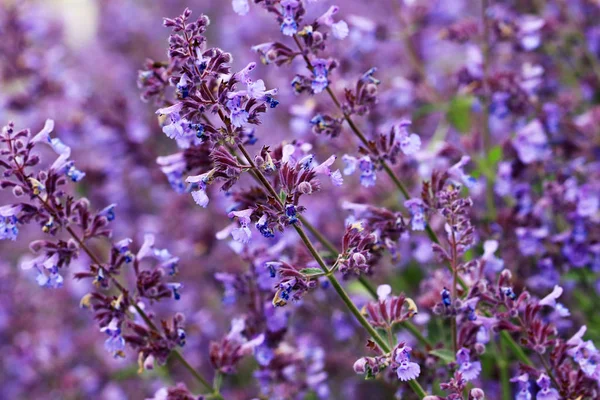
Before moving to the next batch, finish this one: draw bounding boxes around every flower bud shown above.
[254,155,265,168]
[175,312,186,324]
[298,181,313,194]
[474,342,486,355]
[469,388,485,400]
[12,185,24,197]
[312,31,324,45]
[352,252,367,265]
[353,358,367,374]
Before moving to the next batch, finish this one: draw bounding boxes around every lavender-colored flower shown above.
[448,156,477,189]
[513,120,550,164]
[405,198,426,231]
[311,59,330,93]
[577,185,599,217]
[538,285,563,308]
[535,374,559,400]
[357,156,376,187]
[232,0,250,16]
[317,6,349,40]
[518,15,545,51]
[394,345,420,381]
[511,373,531,400]
[226,95,249,128]
[228,208,254,244]
[456,348,482,381]
[186,171,212,207]
[100,318,126,358]
[0,205,20,241]
[395,120,421,155]
[21,253,63,289]
[482,240,504,274]
[280,0,299,36]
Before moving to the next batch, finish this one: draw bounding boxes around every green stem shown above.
[62,224,215,393]
[407,380,428,398]
[480,0,497,221]
[237,143,430,396]
[291,34,468,293]
[500,330,533,366]
[498,335,512,400]
[171,351,215,393]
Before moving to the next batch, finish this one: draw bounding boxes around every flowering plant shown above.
[2,0,600,399]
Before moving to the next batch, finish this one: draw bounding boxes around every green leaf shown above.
[279,190,287,203]
[446,96,474,133]
[299,267,324,276]
[488,145,503,165]
[429,348,456,364]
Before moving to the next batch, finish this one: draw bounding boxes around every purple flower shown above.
[314,155,343,186]
[515,226,548,256]
[495,161,513,196]
[255,214,274,238]
[456,348,481,381]
[157,153,187,193]
[226,95,249,127]
[176,74,190,98]
[21,253,64,289]
[395,120,421,155]
[167,282,183,300]
[538,285,563,308]
[311,59,330,93]
[232,0,249,16]
[156,103,192,141]
[186,171,212,207]
[358,156,376,187]
[518,15,545,51]
[342,154,357,175]
[394,345,420,381]
[100,318,126,358]
[228,208,254,244]
[535,374,559,400]
[280,0,299,36]
[98,203,117,222]
[405,198,426,231]
[0,205,21,241]
[511,373,531,400]
[513,120,550,164]
[577,185,599,217]
[448,156,477,189]
[30,119,55,144]
[317,6,349,40]
[482,240,504,274]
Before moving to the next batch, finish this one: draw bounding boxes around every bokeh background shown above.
[2,0,600,398]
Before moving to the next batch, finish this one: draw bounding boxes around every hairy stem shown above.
[291,34,468,292]
[498,335,511,400]
[237,143,429,395]
[480,0,497,221]
[30,194,215,393]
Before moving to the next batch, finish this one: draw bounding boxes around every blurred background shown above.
[3,0,599,398]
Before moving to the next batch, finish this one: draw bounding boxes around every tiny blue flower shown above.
[441,287,451,307]
[168,282,183,300]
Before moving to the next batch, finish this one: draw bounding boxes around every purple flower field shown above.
[1,0,599,399]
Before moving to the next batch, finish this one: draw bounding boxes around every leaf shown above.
[279,190,287,203]
[446,96,474,133]
[488,145,503,165]
[299,268,324,276]
[429,348,456,364]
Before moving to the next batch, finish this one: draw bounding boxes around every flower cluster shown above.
[3,0,600,398]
